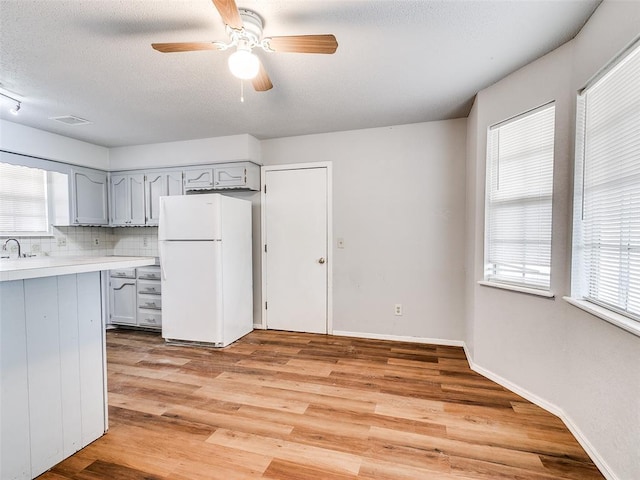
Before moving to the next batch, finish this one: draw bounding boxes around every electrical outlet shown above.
[143,236,149,247]
[394,304,403,316]
[57,237,67,247]
[93,237,100,246]
[337,238,345,249]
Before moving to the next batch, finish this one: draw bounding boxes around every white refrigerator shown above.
[158,193,253,347]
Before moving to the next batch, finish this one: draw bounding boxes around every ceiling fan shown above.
[151,0,338,92]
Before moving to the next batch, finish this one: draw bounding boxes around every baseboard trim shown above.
[253,323,265,330]
[462,344,617,480]
[332,330,464,347]
[462,346,562,417]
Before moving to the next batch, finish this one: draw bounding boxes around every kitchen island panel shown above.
[0,280,31,480]
[0,272,106,480]
[77,272,106,445]
[25,277,65,477]
[58,274,82,457]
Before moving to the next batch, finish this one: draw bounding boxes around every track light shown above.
[0,91,22,115]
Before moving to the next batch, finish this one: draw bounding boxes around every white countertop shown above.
[0,256,156,282]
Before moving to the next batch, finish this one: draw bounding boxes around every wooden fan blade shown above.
[252,59,273,92]
[211,0,242,30]
[152,42,220,53]
[267,34,338,54]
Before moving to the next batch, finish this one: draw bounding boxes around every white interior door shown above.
[263,166,329,334]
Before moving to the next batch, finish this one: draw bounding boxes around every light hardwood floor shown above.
[39,329,604,479]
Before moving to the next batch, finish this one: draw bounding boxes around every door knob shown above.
[318,257,326,264]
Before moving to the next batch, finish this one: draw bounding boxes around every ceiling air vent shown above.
[49,115,92,126]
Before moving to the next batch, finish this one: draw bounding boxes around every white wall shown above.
[108,133,261,171]
[261,120,467,342]
[465,2,640,479]
[0,119,108,169]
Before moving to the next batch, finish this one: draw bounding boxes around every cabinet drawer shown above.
[138,309,162,328]
[138,280,161,295]
[137,267,161,281]
[110,268,136,279]
[138,293,162,310]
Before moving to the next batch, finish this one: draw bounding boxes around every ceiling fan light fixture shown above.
[228,48,260,80]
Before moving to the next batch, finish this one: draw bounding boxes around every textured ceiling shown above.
[0,0,600,148]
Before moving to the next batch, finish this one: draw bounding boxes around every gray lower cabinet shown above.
[136,266,162,328]
[109,276,137,325]
[109,267,162,330]
[0,273,105,479]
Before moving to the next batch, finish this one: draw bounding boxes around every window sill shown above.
[478,280,555,299]
[563,297,640,338]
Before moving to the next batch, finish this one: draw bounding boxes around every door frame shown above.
[260,162,333,334]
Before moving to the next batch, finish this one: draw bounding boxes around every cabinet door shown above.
[129,174,146,225]
[110,175,129,226]
[109,278,137,325]
[146,171,183,226]
[167,171,183,195]
[145,173,165,227]
[213,165,247,188]
[183,168,213,190]
[71,169,109,225]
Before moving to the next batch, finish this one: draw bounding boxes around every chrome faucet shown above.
[2,238,21,258]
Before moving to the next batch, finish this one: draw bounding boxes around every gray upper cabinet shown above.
[145,171,182,226]
[109,162,260,227]
[213,164,259,190]
[184,162,260,192]
[70,168,109,225]
[183,168,214,190]
[110,174,145,226]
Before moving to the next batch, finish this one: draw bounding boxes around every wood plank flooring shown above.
[39,329,604,479]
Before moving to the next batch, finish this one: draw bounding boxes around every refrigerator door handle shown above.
[159,242,167,280]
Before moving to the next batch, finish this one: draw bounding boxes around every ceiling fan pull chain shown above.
[240,80,245,103]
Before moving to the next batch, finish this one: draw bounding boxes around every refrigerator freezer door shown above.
[159,194,222,241]
[161,240,224,344]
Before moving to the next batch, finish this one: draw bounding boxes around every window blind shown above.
[485,104,556,290]
[573,39,640,321]
[0,162,50,235]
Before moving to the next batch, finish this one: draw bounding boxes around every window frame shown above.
[483,102,557,293]
[570,36,640,334]
[0,162,55,237]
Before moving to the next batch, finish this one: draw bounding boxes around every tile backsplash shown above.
[1,226,159,258]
